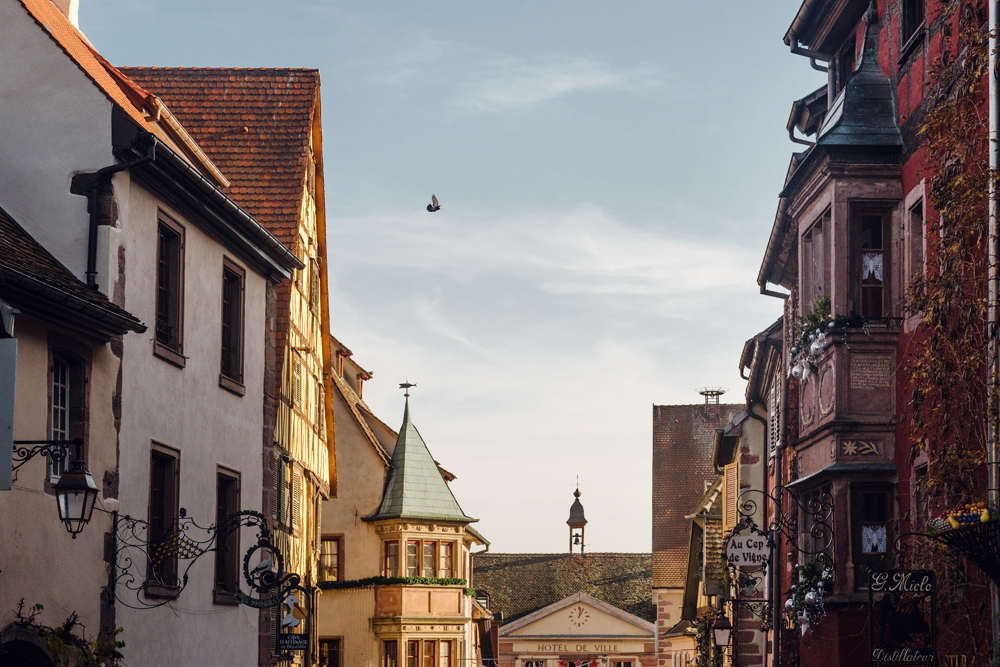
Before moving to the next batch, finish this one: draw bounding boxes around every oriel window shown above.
[384,541,400,578]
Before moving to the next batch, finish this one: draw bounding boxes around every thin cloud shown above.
[331,204,756,303]
[454,56,660,113]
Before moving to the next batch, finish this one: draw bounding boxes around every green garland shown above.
[317,575,475,597]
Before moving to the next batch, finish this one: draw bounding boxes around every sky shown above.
[85,0,822,554]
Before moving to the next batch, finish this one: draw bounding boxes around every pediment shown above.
[500,592,653,638]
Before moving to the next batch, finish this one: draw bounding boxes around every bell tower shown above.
[567,485,587,555]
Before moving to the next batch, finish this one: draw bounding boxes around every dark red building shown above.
[759,1,995,666]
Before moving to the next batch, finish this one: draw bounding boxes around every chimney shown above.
[50,0,80,28]
[698,387,726,405]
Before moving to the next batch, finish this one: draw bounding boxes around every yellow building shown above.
[317,346,489,666]
[124,68,336,665]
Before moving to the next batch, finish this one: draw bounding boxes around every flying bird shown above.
[426,194,441,212]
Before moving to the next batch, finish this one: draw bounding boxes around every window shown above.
[901,0,926,49]
[220,258,245,393]
[853,488,891,589]
[722,462,738,535]
[856,212,889,319]
[215,469,240,601]
[524,662,545,667]
[405,641,451,667]
[767,374,781,458]
[154,213,185,366]
[801,211,830,307]
[320,536,342,582]
[319,638,342,667]
[384,640,398,667]
[384,541,400,578]
[272,458,300,531]
[438,542,453,578]
[50,356,70,480]
[913,464,929,530]
[316,381,326,436]
[402,540,454,577]
[148,444,180,593]
[612,662,634,667]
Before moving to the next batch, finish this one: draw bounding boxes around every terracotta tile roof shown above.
[17,0,157,132]
[652,403,743,588]
[473,553,654,625]
[117,68,319,250]
[0,206,144,338]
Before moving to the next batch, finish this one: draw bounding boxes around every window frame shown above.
[319,637,342,667]
[900,0,926,59]
[214,467,241,603]
[320,534,344,582]
[49,355,71,481]
[384,540,400,578]
[147,442,180,597]
[219,257,246,395]
[851,208,893,320]
[801,210,831,309]
[153,212,186,367]
[852,486,893,590]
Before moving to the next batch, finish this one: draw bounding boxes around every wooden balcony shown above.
[373,585,466,618]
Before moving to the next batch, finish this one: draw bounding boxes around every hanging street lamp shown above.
[53,445,98,538]
[712,611,733,648]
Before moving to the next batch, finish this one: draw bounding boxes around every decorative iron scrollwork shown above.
[104,508,300,610]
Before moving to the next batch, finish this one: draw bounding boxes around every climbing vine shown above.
[903,1,993,665]
[905,0,989,518]
[693,608,724,667]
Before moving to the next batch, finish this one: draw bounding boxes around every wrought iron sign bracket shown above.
[12,438,82,471]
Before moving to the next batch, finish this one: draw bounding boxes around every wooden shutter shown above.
[272,455,284,523]
[292,354,302,407]
[723,462,739,534]
[291,468,302,531]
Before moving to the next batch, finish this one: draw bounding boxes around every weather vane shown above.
[399,381,417,397]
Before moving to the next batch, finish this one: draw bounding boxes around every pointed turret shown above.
[368,396,475,523]
[567,486,587,555]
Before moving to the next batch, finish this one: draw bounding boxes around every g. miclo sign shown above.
[725,533,769,568]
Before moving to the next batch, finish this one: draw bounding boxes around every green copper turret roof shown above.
[367,398,476,523]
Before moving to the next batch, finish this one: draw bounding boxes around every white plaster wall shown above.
[114,179,268,667]
[0,315,119,643]
[0,1,115,285]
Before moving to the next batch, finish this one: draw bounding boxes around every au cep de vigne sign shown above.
[725,531,769,568]
[869,570,936,664]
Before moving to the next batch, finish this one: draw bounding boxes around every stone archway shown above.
[0,626,56,667]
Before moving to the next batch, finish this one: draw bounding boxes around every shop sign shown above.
[725,532,769,568]
[869,570,936,664]
[279,633,309,652]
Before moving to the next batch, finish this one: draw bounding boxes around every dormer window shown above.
[834,33,857,96]
[901,0,926,51]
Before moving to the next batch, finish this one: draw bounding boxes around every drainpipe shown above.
[85,133,157,289]
[988,0,999,660]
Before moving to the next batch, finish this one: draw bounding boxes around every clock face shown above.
[862,525,887,554]
[568,604,590,627]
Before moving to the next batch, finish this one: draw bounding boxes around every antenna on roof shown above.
[698,387,726,405]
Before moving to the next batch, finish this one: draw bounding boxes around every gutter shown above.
[118,135,303,279]
[147,96,230,189]
[758,197,792,300]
